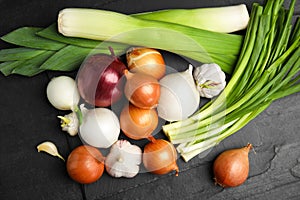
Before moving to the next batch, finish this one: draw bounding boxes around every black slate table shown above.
[1,0,300,199]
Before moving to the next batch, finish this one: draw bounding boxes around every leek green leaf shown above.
[12,51,55,76]
[1,27,66,50]
[0,47,46,61]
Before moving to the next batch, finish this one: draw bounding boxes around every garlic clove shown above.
[193,63,226,98]
[37,141,65,161]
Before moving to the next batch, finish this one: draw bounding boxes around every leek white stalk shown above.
[57,8,243,74]
[133,4,249,33]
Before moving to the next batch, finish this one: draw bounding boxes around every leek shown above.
[133,4,249,33]
[1,6,246,76]
[163,0,300,162]
[58,8,243,74]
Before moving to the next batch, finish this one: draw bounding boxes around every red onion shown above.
[77,47,127,107]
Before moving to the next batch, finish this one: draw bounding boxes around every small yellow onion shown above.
[143,138,179,176]
[124,70,160,109]
[120,103,158,140]
[126,47,166,80]
[213,144,252,187]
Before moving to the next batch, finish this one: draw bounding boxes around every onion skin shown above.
[143,138,179,176]
[213,143,252,187]
[66,145,105,184]
[120,104,159,140]
[124,70,160,109]
[77,50,126,107]
[126,47,166,80]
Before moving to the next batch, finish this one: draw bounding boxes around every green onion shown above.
[163,0,300,162]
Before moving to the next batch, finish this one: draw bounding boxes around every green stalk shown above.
[180,102,270,162]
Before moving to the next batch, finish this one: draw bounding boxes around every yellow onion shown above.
[126,47,166,80]
[66,145,105,184]
[213,143,252,187]
[143,138,179,176]
[124,70,160,109]
[120,103,158,140]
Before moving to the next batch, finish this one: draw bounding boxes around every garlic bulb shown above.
[193,63,226,98]
[105,140,142,178]
[157,64,200,121]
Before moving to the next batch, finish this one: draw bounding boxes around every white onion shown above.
[79,107,120,148]
[157,64,200,121]
[46,76,80,110]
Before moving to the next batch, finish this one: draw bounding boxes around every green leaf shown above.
[39,45,92,71]
[12,51,56,76]
[1,27,66,50]
[0,47,46,61]
[0,61,24,76]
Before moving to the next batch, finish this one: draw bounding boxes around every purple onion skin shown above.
[77,53,127,107]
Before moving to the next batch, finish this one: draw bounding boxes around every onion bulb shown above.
[124,70,160,109]
[79,107,120,148]
[143,138,179,176]
[120,103,158,140]
[66,145,105,184]
[126,47,166,80]
[46,76,80,111]
[213,143,252,187]
[157,64,200,121]
[77,47,126,107]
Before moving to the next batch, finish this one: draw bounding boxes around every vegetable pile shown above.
[1,0,300,188]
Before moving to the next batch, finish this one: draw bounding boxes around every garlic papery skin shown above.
[58,111,79,136]
[46,76,80,111]
[193,63,226,98]
[105,140,142,178]
[157,64,200,121]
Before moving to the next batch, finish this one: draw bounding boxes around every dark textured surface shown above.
[1,0,300,200]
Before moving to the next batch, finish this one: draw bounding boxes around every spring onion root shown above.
[163,0,300,162]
